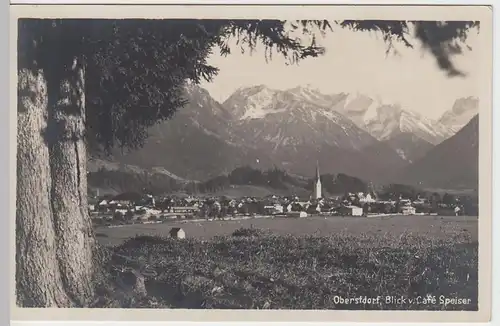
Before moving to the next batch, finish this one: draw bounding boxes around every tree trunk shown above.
[47,56,96,306]
[16,46,96,306]
[16,68,72,307]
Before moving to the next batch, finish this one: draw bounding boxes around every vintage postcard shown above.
[10,3,493,323]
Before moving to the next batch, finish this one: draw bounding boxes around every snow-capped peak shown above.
[363,98,384,125]
[223,84,456,145]
[287,85,323,101]
[439,97,479,132]
[222,85,284,120]
[239,87,279,120]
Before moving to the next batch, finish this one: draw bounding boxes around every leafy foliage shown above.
[339,20,479,76]
[231,227,270,238]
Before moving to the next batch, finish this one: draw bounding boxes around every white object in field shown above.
[169,227,186,239]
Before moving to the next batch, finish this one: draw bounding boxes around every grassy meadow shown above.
[92,215,478,310]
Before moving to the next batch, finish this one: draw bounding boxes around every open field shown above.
[93,215,478,310]
[95,215,478,246]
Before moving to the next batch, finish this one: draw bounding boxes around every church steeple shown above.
[313,161,322,200]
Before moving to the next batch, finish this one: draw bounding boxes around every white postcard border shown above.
[7,2,495,324]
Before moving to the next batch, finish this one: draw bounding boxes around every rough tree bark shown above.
[16,21,97,307]
[16,68,72,307]
[46,56,97,306]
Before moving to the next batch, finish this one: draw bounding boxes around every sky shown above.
[200,25,481,120]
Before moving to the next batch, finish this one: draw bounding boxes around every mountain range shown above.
[223,85,406,180]
[90,84,479,191]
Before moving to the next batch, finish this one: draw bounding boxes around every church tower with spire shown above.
[313,161,322,200]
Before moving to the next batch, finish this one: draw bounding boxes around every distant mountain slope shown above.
[382,132,434,163]
[396,114,479,190]
[108,85,278,181]
[439,97,479,133]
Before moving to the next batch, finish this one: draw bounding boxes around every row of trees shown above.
[87,165,303,195]
[312,173,369,195]
[196,166,303,193]
[377,184,478,205]
[88,169,181,194]
[189,168,370,195]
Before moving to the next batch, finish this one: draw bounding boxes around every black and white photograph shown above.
[11,3,493,322]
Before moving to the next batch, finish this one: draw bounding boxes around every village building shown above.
[171,206,199,214]
[358,192,376,204]
[287,211,308,218]
[297,200,311,210]
[132,212,146,221]
[401,206,416,215]
[397,197,416,215]
[88,197,100,212]
[95,194,116,212]
[263,203,284,215]
[399,198,412,206]
[111,192,144,208]
[413,198,428,205]
[145,194,156,207]
[338,205,364,216]
[306,203,322,214]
